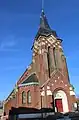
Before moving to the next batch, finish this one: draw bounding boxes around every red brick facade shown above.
[4,10,77,115]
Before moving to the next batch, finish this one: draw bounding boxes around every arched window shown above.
[22,91,26,104]
[47,46,50,78]
[61,54,65,62]
[53,47,56,67]
[27,90,32,104]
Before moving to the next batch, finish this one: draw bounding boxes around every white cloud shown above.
[0,35,19,52]
[0,48,19,52]
[1,65,25,71]
[0,40,16,49]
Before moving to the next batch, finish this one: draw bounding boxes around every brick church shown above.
[4,10,76,115]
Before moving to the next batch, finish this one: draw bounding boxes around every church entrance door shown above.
[55,99,63,112]
[54,90,69,112]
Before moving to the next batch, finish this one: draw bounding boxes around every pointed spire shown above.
[31,9,62,49]
[35,10,58,40]
[31,2,62,49]
[40,9,51,30]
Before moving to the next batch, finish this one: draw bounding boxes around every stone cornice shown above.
[18,82,39,87]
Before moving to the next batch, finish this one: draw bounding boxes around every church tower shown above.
[4,9,77,115]
[32,10,76,112]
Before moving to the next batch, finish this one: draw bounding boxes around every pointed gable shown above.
[21,73,39,85]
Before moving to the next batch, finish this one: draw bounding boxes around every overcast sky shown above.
[0,0,79,100]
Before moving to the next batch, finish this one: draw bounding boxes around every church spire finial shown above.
[42,0,44,12]
[33,1,58,41]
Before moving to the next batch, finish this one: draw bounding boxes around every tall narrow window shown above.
[22,91,26,104]
[53,47,56,67]
[47,46,50,78]
[27,90,32,104]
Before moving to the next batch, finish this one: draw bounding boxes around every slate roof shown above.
[22,73,39,84]
[35,10,58,40]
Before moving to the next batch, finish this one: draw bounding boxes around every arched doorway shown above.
[54,90,69,113]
